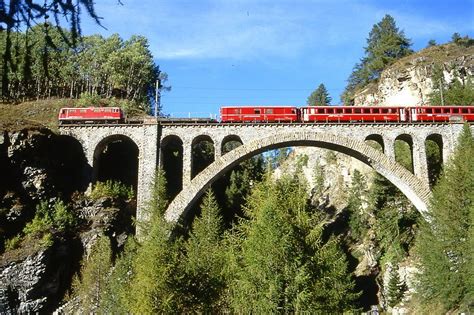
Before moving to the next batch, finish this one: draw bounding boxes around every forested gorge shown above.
[0,24,161,110]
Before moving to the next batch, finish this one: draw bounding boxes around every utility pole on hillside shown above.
[155,79,161,117]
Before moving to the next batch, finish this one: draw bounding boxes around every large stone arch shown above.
[165,131,432,223]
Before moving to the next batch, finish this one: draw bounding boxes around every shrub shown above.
[4,235,22,251]
[90,180,135,200]
[23,200,77,238]
[77,92,102,107]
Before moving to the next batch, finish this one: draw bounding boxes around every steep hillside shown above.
[353,43,474,106]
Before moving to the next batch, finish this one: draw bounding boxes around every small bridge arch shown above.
[165,131,432,223]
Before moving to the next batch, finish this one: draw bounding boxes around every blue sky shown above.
[81,0,474,117]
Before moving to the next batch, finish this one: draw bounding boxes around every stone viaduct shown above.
[59,122,472,225]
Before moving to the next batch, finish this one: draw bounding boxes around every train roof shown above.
[221,105,298,108]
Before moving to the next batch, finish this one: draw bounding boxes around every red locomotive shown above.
[58,107,123,124]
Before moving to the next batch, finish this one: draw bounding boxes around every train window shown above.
[292,109,296,114]
[434,108,441,113]
[452,108,460,114]
[336,108,343,114]
[381,108,388,113]
[373,108,380,113]
[254,109,261,114]
[318,108,325,114]
[233,108,241,114]
[426,108,432,114]
[265,108,273,114]
[462,108,469,113]
[327,108,334,114]
[355,108,361,113]
[80,109,86,113]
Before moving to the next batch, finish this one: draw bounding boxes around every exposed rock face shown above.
[0,240,76,314]
[276,147,373,211]
[354,44,474,106]
[0,129,89,246]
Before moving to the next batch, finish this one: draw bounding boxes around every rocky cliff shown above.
[0,129,135,313]
[353,43,474,106]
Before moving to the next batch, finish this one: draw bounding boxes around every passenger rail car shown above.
[220,106,299,122]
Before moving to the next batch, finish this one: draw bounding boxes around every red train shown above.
[58,105,474,124]
[58,107,124,124]
[220,105,474,123]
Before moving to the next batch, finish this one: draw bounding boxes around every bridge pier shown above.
[182,141,193,187]
[412,137,430,187]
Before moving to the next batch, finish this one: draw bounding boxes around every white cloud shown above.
[83,0,474,61]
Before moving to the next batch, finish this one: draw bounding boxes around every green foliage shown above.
[1,27,165,110]
[128,217,183,313]
[451,33,474,47]
[99,238,138,314]
[73,235,112,313]
[77,92,102,107]
[343,14,412,103]
[4,235,21,251]
[415,124,474,311]
[325,150,338,164]
[227,173,358,312]
[369,174,419,263]
[347,170,369,240]
[192,140,215,177]
[312,160,325,197]
[89,180,135,201]
[387,265,404,307]
[23,200,76,238]
[395,139,413,173]
[427,39,437,47]
[307,83,332,106]
[426,139,443,187]
[179,189,226,312]
[429,75,474,106]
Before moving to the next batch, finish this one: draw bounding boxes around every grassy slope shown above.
[0,99,76,132]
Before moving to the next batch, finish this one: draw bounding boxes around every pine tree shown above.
[415,124,474,311]
[387,265,404,307]
[365,15,412,80]
[228,173,358,312]
[307,83,332,106]
[99,238,138,314]
[128,167,184,313]
[73,235,112,313]
[347,169,369,240]
[180,189,226,312]
[343,15,412,103]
